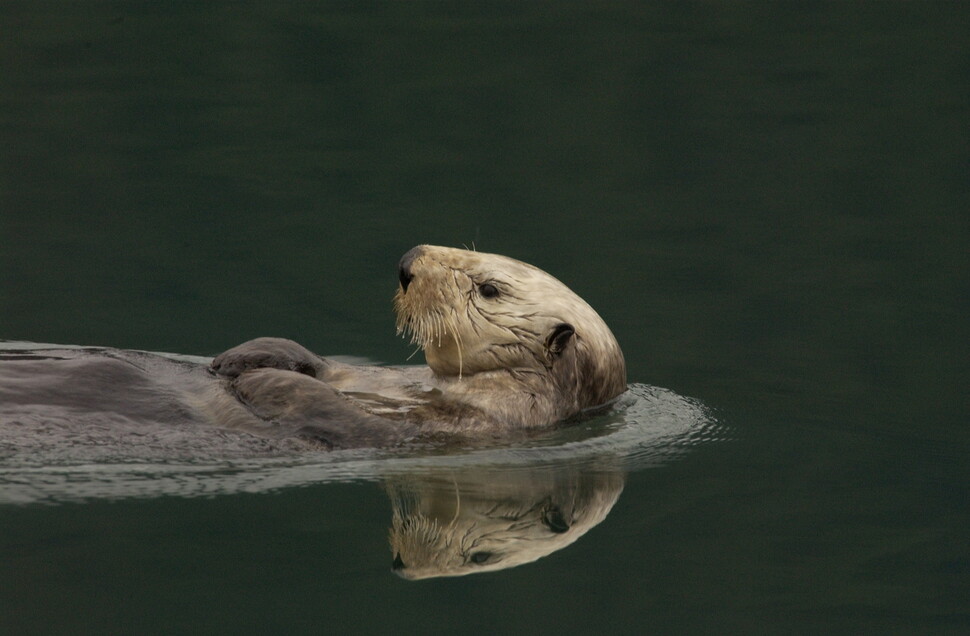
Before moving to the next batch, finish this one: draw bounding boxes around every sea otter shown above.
[208,245,627,447]
[0,246,626,452]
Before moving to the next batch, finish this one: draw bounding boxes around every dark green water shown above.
[1,2,968,634]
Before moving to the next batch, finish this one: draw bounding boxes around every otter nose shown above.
[398,246,423,293]
[392,553,406,571]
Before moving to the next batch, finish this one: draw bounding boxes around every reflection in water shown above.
[386,467,624,579]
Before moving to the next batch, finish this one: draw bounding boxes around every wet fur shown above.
[209,245,627,446]
[1,246,627,451]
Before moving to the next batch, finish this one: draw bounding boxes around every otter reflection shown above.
[385,467,624,579]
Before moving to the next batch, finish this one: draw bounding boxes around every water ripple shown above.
[0,383,723,505]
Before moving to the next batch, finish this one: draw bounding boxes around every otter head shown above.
[393,245,626,408]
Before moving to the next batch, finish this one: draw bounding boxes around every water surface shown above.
[1,2,968,634]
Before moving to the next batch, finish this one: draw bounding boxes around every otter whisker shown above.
[455,331,463,380]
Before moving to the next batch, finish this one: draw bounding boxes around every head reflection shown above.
[385,467,624,579]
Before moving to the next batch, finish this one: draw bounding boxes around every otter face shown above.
[393,245,626,405]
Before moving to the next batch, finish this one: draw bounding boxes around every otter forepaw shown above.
[210,337,326,379]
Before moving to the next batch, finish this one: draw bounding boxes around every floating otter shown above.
[0,246,626,452]
[209,245,627,447]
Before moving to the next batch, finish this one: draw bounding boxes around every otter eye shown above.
[469,551,494,565]
[478,283,499,299]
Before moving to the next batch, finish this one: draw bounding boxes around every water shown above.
[1,2,968,634]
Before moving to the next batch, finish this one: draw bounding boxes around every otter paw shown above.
[210,337,325,379]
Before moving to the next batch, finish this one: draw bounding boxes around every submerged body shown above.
[0,246,626,451]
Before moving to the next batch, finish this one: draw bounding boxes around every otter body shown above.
[1,246,626,451]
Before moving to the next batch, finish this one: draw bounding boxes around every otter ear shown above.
[542,505,570,533]
[546,323,575,355]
